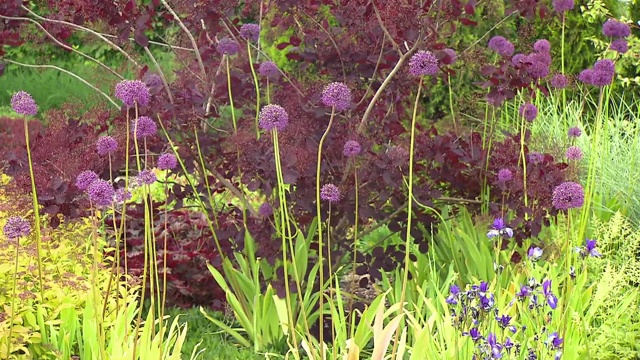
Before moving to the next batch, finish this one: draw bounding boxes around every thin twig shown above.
[4,59,120,109]
[22,5,141,68]
[0,14,124,80]
[209,168,259,218]
[100,32,196,51]
[372,1,402,56]
[356,36,386,107]
[143,46,175,104]
[299,10,347,82]
[156,34,205,83]
[160,0,207,81]
[460,11,518,55]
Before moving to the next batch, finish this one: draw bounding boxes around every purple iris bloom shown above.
[488,218,514,238]
[528,246,543,261]
[585,239,601,257]
[504,337,514,352]
[542,280,558,309]
[546,332,564,350]
[516,285,532,298]
[464,328,482,342]
[480,293,496,311]
[487,332,504,359]
[446,284,461,305]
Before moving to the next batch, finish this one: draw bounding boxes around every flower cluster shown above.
[136,169,157,186]
[3,216,31,240]
[488,36,515,57]
[602,18,631,39]
[96,136,118,156]
[552,0,574,13]
[158,153,178,170]
[487,218,514,238]
[10,91,38,116]
[217,37,240,55]
[565,145,583,161]
[115,80,150,108]
[512,278,558,310]
[258,61,280,78]
[568,127,581,138]
[320,183,341,203]
[343,140,362,157]
[239,23,260,42]
[552,181,584,210]
[519,103,538,122]
[579,59,615,87]
[87,179,115,207]
[132,116,157,139]
[408,50,439,76]
[321,82,352,111]
[550,74,568,89]
[575,238,602,258]
[259,104,289,131]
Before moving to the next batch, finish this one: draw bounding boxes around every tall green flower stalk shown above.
[247,42,262,139]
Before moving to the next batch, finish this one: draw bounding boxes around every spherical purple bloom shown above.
[87,179,115,207]
[3,216,31,240]
[552,181,584,210]
[525,52,552,78]
[565,146,583,161]
[408,50,439,76]
[321,82,352,111]
[258,203,273,217]
[533,39,551,53]
[75,170,99,191]
[320,183,341,203]
[550,74,569,89]
[568,127,581,138]
[578,69,594,84]
[602,19,631,38]
[594,59,615,73]
[96,136,118,156]
[217,37,240,55]
[497,168,513,182]
[519,103,538,122]
[158,153,178,170]
[488,36,515,56]
[144,73,163,89]
[610,39,628,54]
[114,188,132,204]
[115,80,150,108]
[259,104,289,131]
[10,91,38,116]
[136,169,157,186]
[239,23,260,42]
[590,70,614,87]
[258,61,280,79]
[528,152,544,164]
[511,53,526,67]
[552,0,574,13]
[343,140,362,157]
[132,116,157,139]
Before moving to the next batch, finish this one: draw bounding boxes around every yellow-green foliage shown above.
[0,183,130,359]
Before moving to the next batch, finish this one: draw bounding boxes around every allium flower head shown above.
[497,168,513,182]
[96,136,118,156]
[114,188,132,204]
[442,48,457,64]
[590,69,615,87]
[533,39,551,53]
[343,140,361,157]
[602,19,631,38]
[408,50,439,76]
[552,181,584,210]
[528,152,544,164]
[10,91,38,116]
[320,183,341,203]
[136,169,157,186]
[512,53,526,67]
[488,36,515,56]
[259,104,289,131]
[258,61,280,78]
[594,59,615,73]
[3,216,31,240]
[552,0,574,13]
[568,127,581,138]
[76,170,99,191]
[525,52,552,78]
[132,116,157,139]
[519,103,538,122]
[158,153,178,170]
[239,23,260,42]
[87,179,115,207]
[610,39,628,54]
[321,82,352,111]
[115,80,150,108]
[578,69,593,84]
[258,203,273,217]
[217,37,240,55]
[565,145,583,161]
[550,74,569,89]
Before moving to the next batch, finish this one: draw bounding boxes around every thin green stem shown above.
[6,236,20,358]
[226,56,237,132]
[248,42,262,139]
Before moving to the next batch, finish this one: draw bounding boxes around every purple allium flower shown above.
[512,53,526,66]
[408,50,439,76]
[602,19,631,38]
[533,39,551,53]
[343,140,362,157]
[594,59,615,73]
[497,168,513,182]
[115,80,150,108]
[550,74,569,89]
[519,103,538,122]
[143,73,163,89]
[568,127,581,138]
[75,170,99,191]
[590,69,615,87]
[132,116,157,139]
[10,91,38,116]
[578,69,594,84]
[321,82,352,111]
[525,52,552,78]
[542,279,558,309]
[217,37,240,55]
[487,218,513,238]
[258,104,289,131]
[442,48,457,64]
[565,146,583,161]
[258,203,273,217]
[239,23,260,42]
[488,36,515,56]
[320,183,341,203]
[610,39,628,54]
[552,0,574,13]
[552,181,584,210]
[157,153,178,170]
[546,332,564,350]
[114,188,132,204]
[87,179,115,207]
[528,152,544,164]
[96,136,118,156]
[258,61,280,78]
[3,216,31,240]
[136,169,157,186]
[528,246,543,261]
